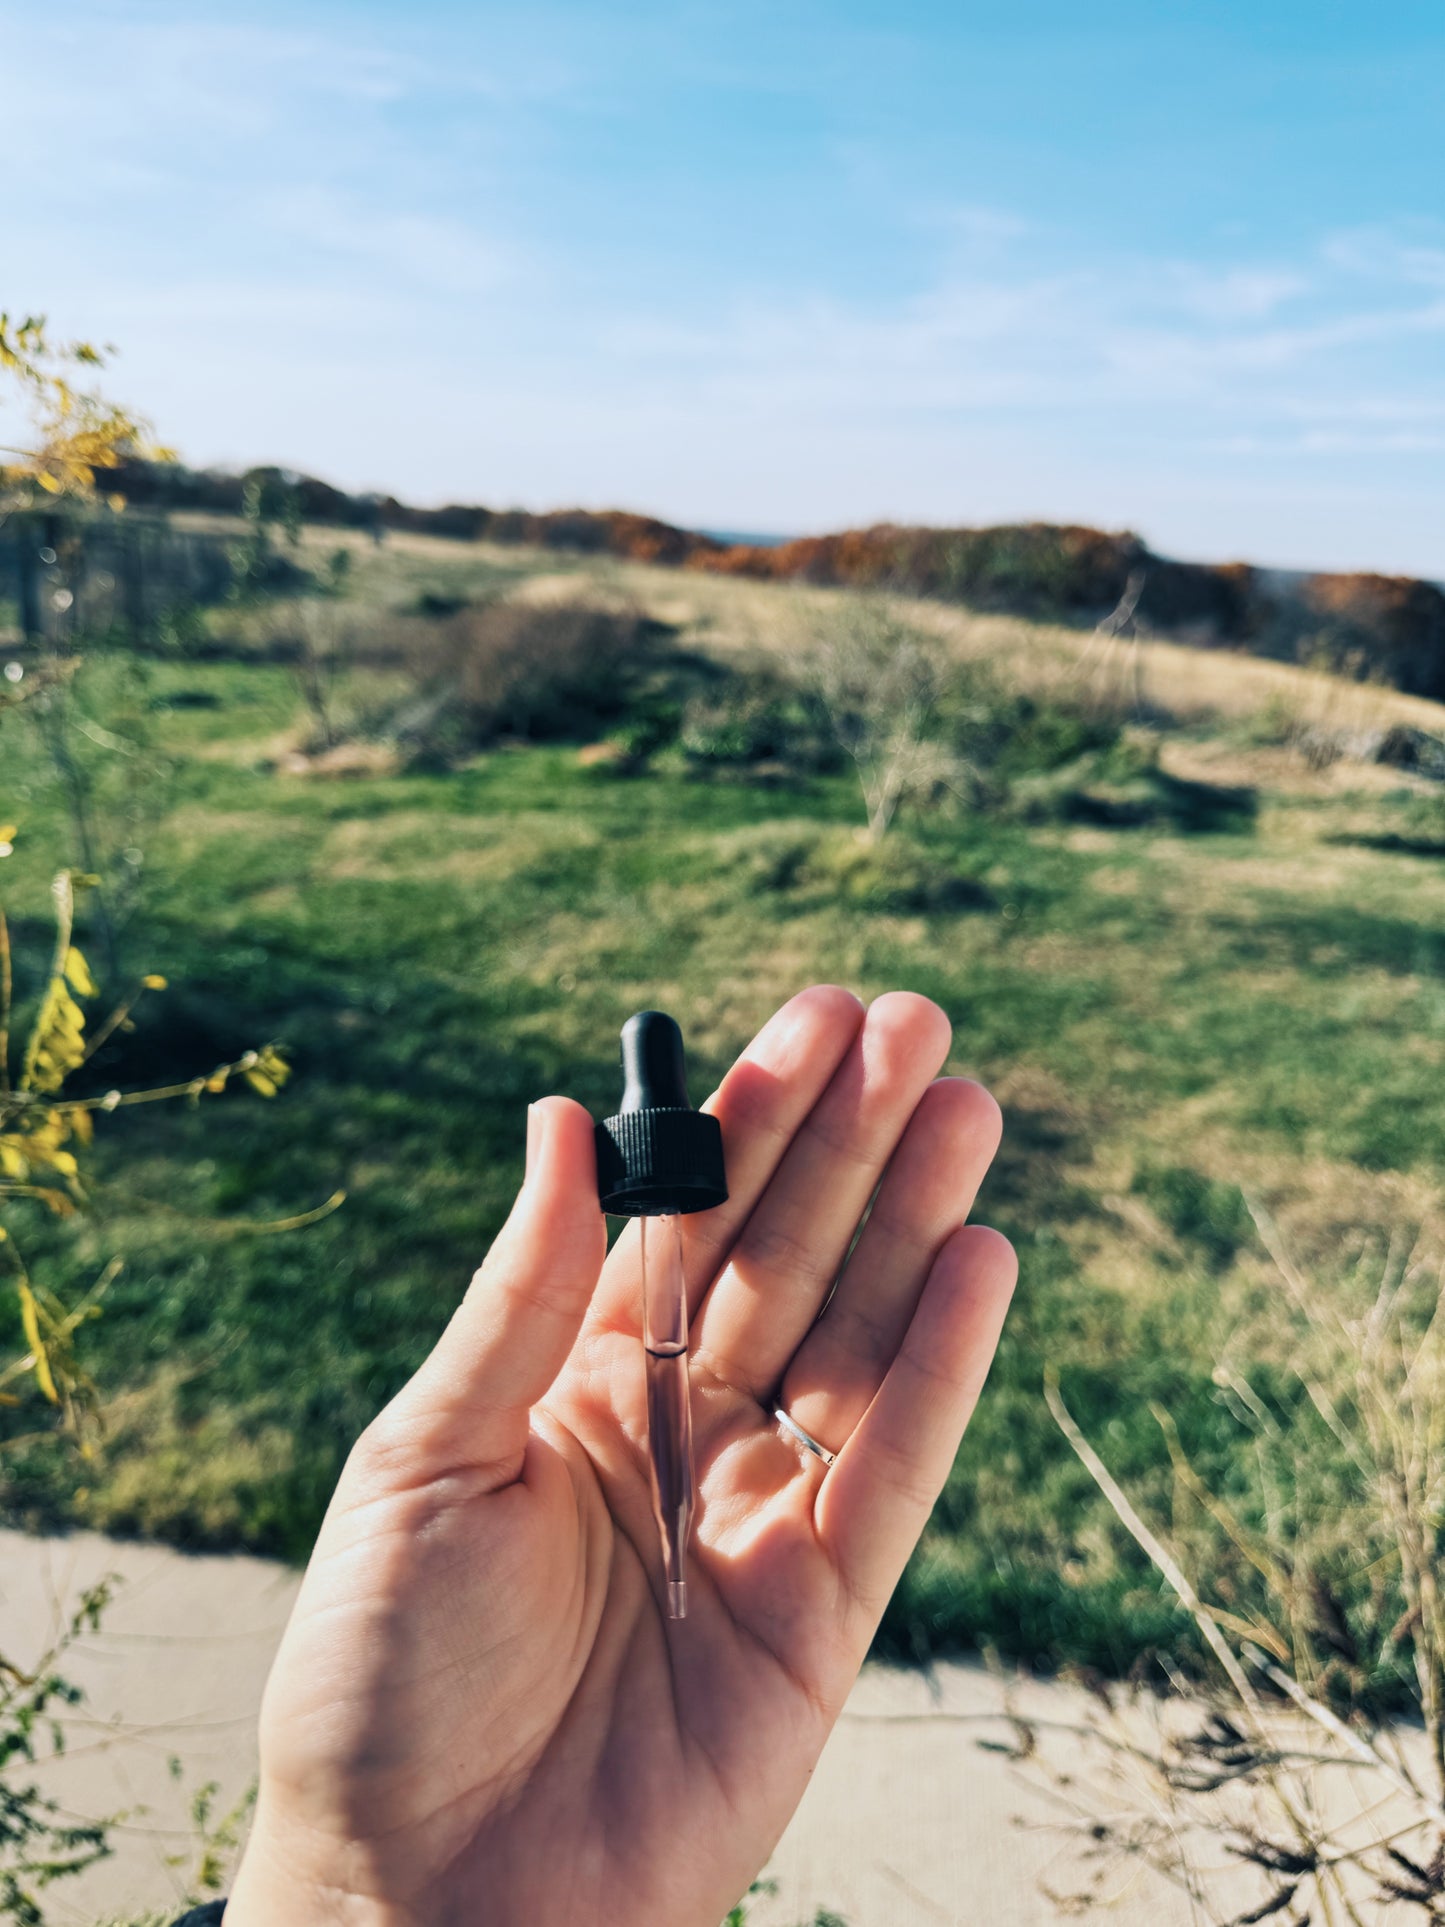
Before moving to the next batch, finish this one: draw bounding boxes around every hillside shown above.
[4,525,1445,1681]
[103,457,1445,699]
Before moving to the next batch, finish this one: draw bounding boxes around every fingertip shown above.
[866,989,953,1062]
[921,1075,1004,1157]
[952,1222,1019,1301]
[796,982,866,1024]
[969,1082,1004,1163]
[769,983,867,1060]
[709,983,866,1115]
[521,1095,602,1219]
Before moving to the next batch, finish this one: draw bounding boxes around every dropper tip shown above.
[667,1580,688,1620]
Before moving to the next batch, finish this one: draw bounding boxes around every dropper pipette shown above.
[595,1012,728,1622]
[641,1212,693,1618]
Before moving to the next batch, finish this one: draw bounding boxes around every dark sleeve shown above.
[170,1905,226,1926]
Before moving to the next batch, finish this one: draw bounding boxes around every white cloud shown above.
[257,188,521,297]
[596,225,1445,439]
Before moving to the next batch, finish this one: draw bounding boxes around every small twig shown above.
[99,1185,346,1238]
[0,903,11,1092]
[0,1044,284,1123]
[78,975,161,1065]
[1242,1644,1441,1823]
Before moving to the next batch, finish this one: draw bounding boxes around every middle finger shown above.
[689,991,952,1403]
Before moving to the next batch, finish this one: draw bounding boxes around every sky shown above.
[3,0,1443,573]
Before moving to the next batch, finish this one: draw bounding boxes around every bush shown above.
[609,695,684,766]
[340,599,664,767]
[800,830,992,914]
[441,602,655,741]
[972,688,1122,780]
[679,669,837,774]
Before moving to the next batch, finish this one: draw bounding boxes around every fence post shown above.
[17,514,43,640]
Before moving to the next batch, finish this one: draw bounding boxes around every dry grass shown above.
[283,517,1445,752]
[1027,1207,1445,1922]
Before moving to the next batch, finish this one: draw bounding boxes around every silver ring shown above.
[773,1406,836,1468]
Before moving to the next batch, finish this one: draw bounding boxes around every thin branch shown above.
[0,903,10,1092]
[0,1044,284,1124]
[1242,1645,1441,1823]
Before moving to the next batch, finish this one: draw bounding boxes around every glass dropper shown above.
[595,1011,728,1624]
[641,1212,694,1618]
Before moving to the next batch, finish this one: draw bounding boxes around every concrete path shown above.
[0,1530,1255,1925]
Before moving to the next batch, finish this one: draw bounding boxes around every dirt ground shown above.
[0,1528,1315,1926]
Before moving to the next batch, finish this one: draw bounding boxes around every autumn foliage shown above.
[107,457,1445,701]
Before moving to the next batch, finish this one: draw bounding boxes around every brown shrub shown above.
[361,599,659,764]
[1295,571,1445,698]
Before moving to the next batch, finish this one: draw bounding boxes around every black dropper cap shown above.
[596,1011,728,1217]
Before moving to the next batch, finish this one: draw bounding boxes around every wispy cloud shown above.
[257,188,522,297]
[600,222,1445,441]
[4,2,1441,572]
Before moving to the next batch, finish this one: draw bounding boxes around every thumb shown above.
[364,1096,606,1486]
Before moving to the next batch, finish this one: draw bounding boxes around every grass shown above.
[5,531,1445,1678]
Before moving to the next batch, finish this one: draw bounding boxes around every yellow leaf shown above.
[142,973,167,990]
[17,1282,58,1402]
[0,825,16,844]
[63,947,97,997]
[107,493,126,512]
[36,470,60,493]
[242,1069,278,1097]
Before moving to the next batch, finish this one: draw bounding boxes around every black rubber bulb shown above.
[619,1011,691,1113]
[595,1010,728,1217]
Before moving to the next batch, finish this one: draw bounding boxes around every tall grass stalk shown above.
[1023,1201,1445,1922]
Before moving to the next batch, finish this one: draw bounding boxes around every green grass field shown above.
[5,530,1445,1676]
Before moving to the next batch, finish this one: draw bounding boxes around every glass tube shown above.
[640,1212,694,1619]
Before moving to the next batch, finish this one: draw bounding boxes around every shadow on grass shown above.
[1327,831,1445,860]
[1064,771,1257,834]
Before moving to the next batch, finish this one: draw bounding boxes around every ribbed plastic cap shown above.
[596,1011,728,1217]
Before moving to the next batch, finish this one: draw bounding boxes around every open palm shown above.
[227,987,1015,1927]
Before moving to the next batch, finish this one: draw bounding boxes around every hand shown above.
[226,988,1015,1927]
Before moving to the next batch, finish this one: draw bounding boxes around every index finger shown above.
[583,984,865,1338]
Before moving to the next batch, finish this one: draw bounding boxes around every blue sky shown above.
[4,0,1443,571]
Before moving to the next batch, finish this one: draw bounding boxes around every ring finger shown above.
[775,1075,1002,1458]
[689,992,953,1405]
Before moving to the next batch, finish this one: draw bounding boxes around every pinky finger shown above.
[814,1224,1017,1622]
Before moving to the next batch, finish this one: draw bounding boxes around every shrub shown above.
[972,688,1122,780]
[609,695,684,766]
[679,669,836,774]
[309,598,665,768]
[799,829,992,914]
[420,601,657,754]
[810,600,977,839]
[456,603,625,735]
